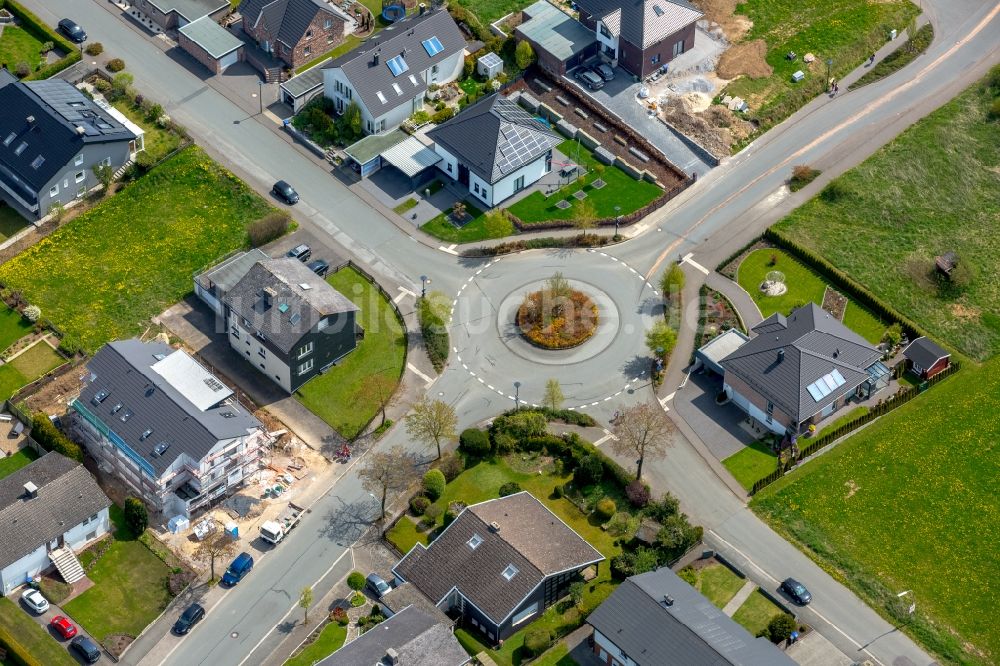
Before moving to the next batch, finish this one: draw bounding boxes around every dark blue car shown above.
[221,552,254,587]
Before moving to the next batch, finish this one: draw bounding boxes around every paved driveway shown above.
[15,588,105,664]
[672,370,757,460]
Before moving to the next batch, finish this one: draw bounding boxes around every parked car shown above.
[50,615,78,639]
[272,180,299,204]
[221,552,254,587]
[58,19,87,43]
[593,63,615,81]
[780,578,812,605]
[70,636,102,663]
[21,588,49,614]
[172,603,205,635]
[575,69,604,90]
[306,259,330,276]
[287,244,311,262]
[366,573,391,598]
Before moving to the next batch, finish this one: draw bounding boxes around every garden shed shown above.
[902,336,951,379]
[477,51,504,79]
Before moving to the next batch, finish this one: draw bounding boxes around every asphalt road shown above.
[24,1,1000,664]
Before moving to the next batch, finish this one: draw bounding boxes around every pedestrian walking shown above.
[869,52,876,65]
[834,83,839,94]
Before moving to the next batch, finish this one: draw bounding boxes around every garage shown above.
[178,16,243,75]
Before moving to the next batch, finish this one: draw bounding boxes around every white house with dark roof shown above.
[0,453,112,594]
[71,339,270,518]
[322,8,465,135]
[428,93,561,207]
[393,492,604,642]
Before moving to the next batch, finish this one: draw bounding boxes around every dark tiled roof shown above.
[720,303,881,423]
[902,336,950,369]
[317,606,469,666]
[147,0,229,22]
[241,0,346,48]
[77,339,263,477]
[575,0,701,49]
[324,9,465,119]
[587,568,797,666]
[224,258,358,355]
[428,94,561,184]
[379,582,452,624]
[0,453,112,569]
[393,492,603,625]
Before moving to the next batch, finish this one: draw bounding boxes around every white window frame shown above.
[467,533,483,549]
[75,154,84,166]
[75,171,86,183]
[502,564,519,580]
[298,358,314,375]
[49,184,59,197]
[298,341,314,358]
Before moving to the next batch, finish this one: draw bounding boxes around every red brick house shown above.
[574,0,702,79]
[239,0,348,71]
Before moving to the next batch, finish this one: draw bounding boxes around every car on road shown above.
[593,63,615,81]
[70,636,102,663]
[366,573,391,598]
[272,180,299,204]
[780,578,812,605]
[287,243,312,262]
[222,552,254,587]
[575,69,604,90]
[50,615,78,639]
[172,603,205,635]
[21,588,49,614]
[58,19,87,43]
[306,258,329,276]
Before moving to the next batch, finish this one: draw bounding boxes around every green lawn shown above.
[813,405,868,438]
[0,147,273,354]
[508,141,662,224]
[0,342,65,400]
[112,100,183,162]
[0,597,76,666]
[286,622,347,666]
[393,198,418,214]
[681,562,746,609]
[722,440,777,492]
[723,0,919,145]
[295,266,406,439]
[452,0,534,24]
[531,644,577,666]
[0,447,39,481]
[0,26,46,75]
[420,202,502,244]
[752,359,997,664]
[731,590,786,637]
[63,507,173,643]
[773,69,1000,360]
[0,307,32,352]
[0,204,27,242]
[736,248,887,343]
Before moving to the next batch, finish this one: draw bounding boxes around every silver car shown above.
[594,63,615,81]
[576,69,604,90]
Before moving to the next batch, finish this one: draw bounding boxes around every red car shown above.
[50,615,78,639]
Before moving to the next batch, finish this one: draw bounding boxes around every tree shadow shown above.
[620,354,650,380]
[320,496,379,546]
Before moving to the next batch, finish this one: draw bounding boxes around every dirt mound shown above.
[693,0,752,42]
[662,101,733,157]
[717,39,772,80]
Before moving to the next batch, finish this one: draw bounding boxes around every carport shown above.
[379,135,442,185]
[695,328,750,375]
[344,129,410,178]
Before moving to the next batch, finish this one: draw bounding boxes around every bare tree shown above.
[194,531,237,581]
[610,402,674,481]
[358,445,417,520]
[360,374,397,427]
[405,399,457,460]
[543,378,564,411]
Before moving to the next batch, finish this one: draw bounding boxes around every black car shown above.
[272,180,299,204]
[70,636,101,664]
[306,259,329,276]
[287,243,311,262]
[58,19,87,43]
[172,603,205,635]
[780,578,812,605]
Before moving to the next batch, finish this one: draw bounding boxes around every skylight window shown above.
[806,368,847,401]
[376,90,387,104]
[110,403,123,414]
[151,442,170,457]
[408,74,419,86]
[467,534,483,550]
[652,4,664,16]
[278,303,290,313]
[502,564,519,581]
[30,155,44,169]
[140,428,153,441]
[3,132,15,146]
[392,83,403,96]
[120,408,134,422]
[422,36,444,57]
[14,141,27,156]
[386,55,409,76]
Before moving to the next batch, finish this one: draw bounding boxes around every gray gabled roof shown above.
[902,336,950,369]
[224,258,358,355]
[240,0,346,49]
[195,248,270,296]
[720,303,881,424]
[281,63,325,98]
[0,453,112,569]
[77,339,263,477]
[517,0,598,62]
[575,0,702,49]
[428,94,561,184]
[179,16,244,58]
[317,606,469,666]
[588,568,796,666]
[323,9,465,119]
[146,0,229,22]
[393,492,604,625]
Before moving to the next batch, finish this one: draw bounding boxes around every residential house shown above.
[194,248,270,318]
[378,582,452,623]
[0,453,112,595]
[515,0,598,77]
[239,0,348,72]
[575,0,702,78]
[133,0,229,30]
[393,492,605,642]
[428,93,561,207]
[587,567,796,666]
[222,258,359,393]
[71,339,270,518]
[902,336,951,379]
[0,70,137,220]
[322,8,465,135]
[719,303,890,436]
[317,605,469,666]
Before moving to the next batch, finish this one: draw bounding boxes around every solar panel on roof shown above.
[422,36,444,57]
[386,55,409,76]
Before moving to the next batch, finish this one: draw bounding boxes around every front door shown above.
[47,535,63,552]
[458,163,470,186]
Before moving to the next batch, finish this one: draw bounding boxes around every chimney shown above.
[261,286,277,308]
[23,482,38,499]
[75,125,86,135]
[385,648,400,666]
[373,52,380,65]
[489,520,500,533]
[662,594,674,606]
[777,349,785,362]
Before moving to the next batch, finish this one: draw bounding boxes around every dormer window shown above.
[467,533,483,550]
[120,408,133,422]
[502,564,519,580]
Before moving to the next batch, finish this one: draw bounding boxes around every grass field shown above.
[286,622,347,666]
[0,308,31,352]
[0,342,65,400]
[451,0,533,25]
[531,644,576,666]
[724,0,919,143]
[112,100,183,162]
[0,26,46,74]
[722,440,777,492]
[731,590,786,637]
[508,141,662,224]
[0,597,76,666]
[680,562,746,609]
[0,204,27,242]
[0,447,39,481]
[737,248,888,343]
[296,266,406,439]
[752,359,999,664]
[773,70,1000,360]
[0,147,272,354]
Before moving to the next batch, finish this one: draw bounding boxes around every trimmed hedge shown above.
[30,413,82,462]
[0,0,81,81]
[418,296,449,372]
[0,625,44,666]
[422,469,446,500]
[459,428,490,456]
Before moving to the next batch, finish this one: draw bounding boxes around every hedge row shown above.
[30,413,83,462]
[418,296,449,372]
[461,233,611,257]
[0,0,82,80]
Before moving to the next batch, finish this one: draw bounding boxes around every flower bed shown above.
[517,289,597,349]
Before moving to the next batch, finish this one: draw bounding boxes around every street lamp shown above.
[614,205,621,238]
[513,381,521,410]
[258,80,264,114]
[419,275,430,298]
